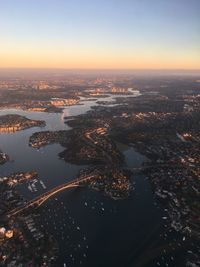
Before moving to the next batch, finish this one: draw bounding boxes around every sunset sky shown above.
[0,0,199,69]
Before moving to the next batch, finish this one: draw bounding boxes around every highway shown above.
[84,128,114,163]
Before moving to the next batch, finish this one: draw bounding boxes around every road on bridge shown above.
[7,175,95,217]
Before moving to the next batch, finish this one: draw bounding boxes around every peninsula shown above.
[0,114,45,133]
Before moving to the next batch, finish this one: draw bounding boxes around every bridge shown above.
[7,175,95,217]
[7,128,108,218]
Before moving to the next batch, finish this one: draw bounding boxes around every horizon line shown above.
[0,67,200,71]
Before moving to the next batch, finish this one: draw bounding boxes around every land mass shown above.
[0,114,45,133]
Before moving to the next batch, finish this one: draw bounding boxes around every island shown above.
[0,114,46,133]
[0,150,9,165]
[29,128,123,165]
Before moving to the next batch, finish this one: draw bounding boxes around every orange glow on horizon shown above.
[0,43,199,70]
[0,53,199,70]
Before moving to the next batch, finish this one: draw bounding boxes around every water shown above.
[0,92,169,267]
[0,97,101,194]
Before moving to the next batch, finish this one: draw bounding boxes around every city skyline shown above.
[0,0,200,70]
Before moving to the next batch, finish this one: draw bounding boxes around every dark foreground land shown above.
[0,171,58,266]
[0,73,200,266]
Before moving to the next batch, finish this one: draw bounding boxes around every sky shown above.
[0,0,199,69]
